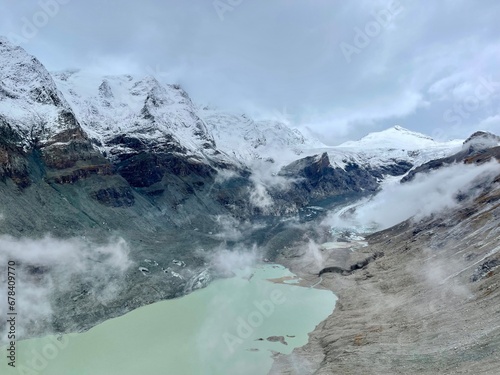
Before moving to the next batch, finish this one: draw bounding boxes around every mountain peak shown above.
[0,38,65,104]
[385,125,433,140]
[0,38,77,144]
[338,126,439,150]
[0,36,21,50]
[463,131,500,151]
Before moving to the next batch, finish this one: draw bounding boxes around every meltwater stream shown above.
[2,264,336,375]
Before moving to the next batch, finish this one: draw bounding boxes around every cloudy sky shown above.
[1,0,499,144]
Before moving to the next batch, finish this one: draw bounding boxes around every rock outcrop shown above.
[402,131,500,183]
[278,152,413,206]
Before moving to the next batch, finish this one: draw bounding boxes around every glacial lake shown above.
[1,264,336,375]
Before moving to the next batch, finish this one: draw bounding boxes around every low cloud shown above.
[246,158,298,212]
[325,160,500,231]
[301,239,325,270]
[207,245,260,278]
[210,215,266,243]
[248,181,274,211]
[0,235,131,343]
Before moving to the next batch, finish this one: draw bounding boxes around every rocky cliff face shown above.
[0,38,105,189]
[278,152,413,206]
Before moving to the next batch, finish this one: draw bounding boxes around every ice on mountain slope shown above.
[338,125,439,150]
[52,70,217,159]
[199,108,325,162]
[0,37,78,147]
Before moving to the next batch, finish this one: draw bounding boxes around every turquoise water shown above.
[1,264,336,375]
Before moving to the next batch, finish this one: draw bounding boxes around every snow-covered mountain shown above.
[199,108,324,161]
[52,70,219,161]
[339,125,439,150]
[301,126,463,173]
[52,69,325,165]
[0,37,80,148]
[0,35,474,208]
[1,34,321,170]
[0,36,464,177]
